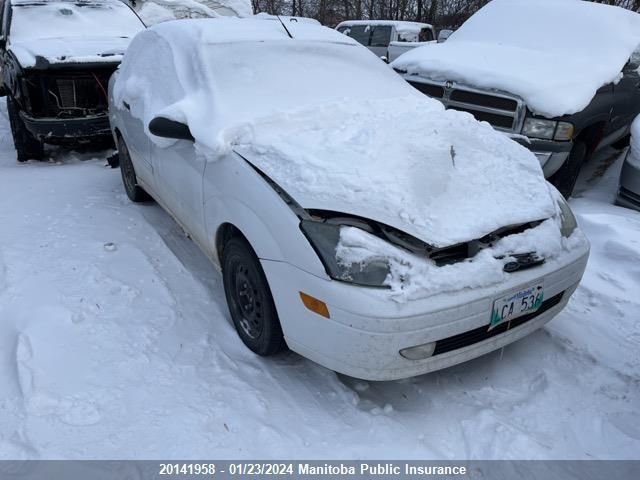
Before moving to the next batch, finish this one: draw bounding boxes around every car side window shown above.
[419,28,434,42]
[370,26,392,47]
[347,25,371,46]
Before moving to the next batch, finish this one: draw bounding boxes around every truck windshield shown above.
[10,1,144,43]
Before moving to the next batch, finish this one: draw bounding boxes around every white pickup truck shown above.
[336,20,435,62]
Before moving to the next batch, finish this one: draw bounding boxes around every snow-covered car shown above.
[109,18,589,381]
[336,20,434,62]
[135,0,253,25]
[0,0,146,161]
[617,116,640,212]
[392,0,640,198]
[253,12,320,25]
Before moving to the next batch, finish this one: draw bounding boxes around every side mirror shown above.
[149,116,194,142]
[437,29,453,43]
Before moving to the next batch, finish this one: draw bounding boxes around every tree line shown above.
[251,0,640,30]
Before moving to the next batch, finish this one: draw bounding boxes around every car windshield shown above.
[205,41,413,126]
[10,1,144,43]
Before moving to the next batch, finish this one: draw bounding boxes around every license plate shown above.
[490,282,544,330]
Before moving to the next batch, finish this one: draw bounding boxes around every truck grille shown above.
[408,79,525,133]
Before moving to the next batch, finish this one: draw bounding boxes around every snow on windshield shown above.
[116,19,414,151]
[10,1,145,43]
[392,0,640,118]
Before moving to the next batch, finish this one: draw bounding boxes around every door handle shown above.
[122,101,131,111]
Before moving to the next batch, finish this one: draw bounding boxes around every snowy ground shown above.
[0,98,639,460]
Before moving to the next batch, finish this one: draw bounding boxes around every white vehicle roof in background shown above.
[135,0,253,21]
[392,0,640,118]
[253,12,320,25]
[336,19,433,33]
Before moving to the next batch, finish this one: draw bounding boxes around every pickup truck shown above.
[391,0,640,197]
[336,20,434,62]
[0,0,145,162]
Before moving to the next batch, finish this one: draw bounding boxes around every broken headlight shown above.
[557,197,578,238]
[300,220,390,288]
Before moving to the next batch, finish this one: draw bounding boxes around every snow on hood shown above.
[115,18,555,247]
[392,0,640,118]
[9,38,132,67]
[234,97,556,248]
[8,0,145,68]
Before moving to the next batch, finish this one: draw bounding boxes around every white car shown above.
[108,18,590,381]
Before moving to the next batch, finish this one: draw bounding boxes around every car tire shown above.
[222,236,286,356]
[117,136,150,202]
[7,96,44,163]
[549,140,587,198]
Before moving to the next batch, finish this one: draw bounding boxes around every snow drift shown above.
[392,0,640,118]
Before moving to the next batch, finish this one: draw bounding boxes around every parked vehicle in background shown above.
[135,0,252,24]
[254,12,320,25]
[336,20,434,62]
[0,0,145,162]
[110,18,588,381]
[392,0,640,198]
[617,116,640,212]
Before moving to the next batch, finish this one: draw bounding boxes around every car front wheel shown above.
[222,236,285,356]
[549,140,587,198]
[7,96,44,163]
[117,136,150,202]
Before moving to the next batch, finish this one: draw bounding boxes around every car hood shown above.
[9,37,131,68]
[232,96,556,248]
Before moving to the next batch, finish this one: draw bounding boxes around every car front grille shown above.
[432,291,565,356]
[408,79,525,133]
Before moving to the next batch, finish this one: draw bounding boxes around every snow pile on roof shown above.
[392,0,640,118]
[136,0,252,22]
[9,0,145,67]
[254,12,320,25]
[115,17,558,248]
[137,2,177,24]
[337,19,432,34]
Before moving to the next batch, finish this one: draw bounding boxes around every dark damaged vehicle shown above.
[0,0,145,161]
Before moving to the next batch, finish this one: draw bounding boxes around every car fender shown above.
[202,153,328,279]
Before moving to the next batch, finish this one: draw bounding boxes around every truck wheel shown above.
[549,140,587,198]
[117,136,150,202]
[7,96,44,162]
[222,236,285,356]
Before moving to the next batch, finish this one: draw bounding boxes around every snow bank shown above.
[115,18,558,247]
[9,0,145,67]
[392,0,640,118]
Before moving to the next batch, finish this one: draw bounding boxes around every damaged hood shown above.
[233,96,556,248]
[9,37,132,68]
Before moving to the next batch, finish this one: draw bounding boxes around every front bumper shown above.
[616,150,640,212]
[262,244,589,381]
[513,138,572,178]
[20,111,112,144]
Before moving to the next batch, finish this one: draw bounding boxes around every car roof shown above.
[11,0,124,6]
[336,20,433,31]
[150,17,358,46]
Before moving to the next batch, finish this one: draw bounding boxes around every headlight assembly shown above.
[557,197,578,238]
[523,118,574,141]
[300,220,391,288]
